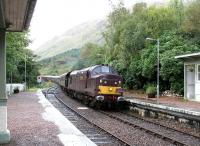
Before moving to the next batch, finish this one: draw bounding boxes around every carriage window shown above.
[198,65,200,81]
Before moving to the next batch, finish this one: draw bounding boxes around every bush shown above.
[146,85,156,94]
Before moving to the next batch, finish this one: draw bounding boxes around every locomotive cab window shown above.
[93,67,101,75]
[92,66,118,76]
[102,66,109,73]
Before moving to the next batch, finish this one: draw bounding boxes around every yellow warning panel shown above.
[98,86,121,95]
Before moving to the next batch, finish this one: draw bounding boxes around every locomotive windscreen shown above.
[92,66,117,75]
[102,66,109,73]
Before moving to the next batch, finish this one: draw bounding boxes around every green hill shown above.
[35,20,106,60]
[39,48,80,75]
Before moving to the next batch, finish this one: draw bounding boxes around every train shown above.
[38,65,125,108]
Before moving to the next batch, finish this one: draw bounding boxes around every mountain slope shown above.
[35,20,106,60]
[39,48,80,75]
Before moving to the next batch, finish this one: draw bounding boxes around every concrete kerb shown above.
[0,100,10,144]
[126,98,200,127]
[0,130,10,144]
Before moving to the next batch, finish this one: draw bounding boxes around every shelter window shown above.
[198,65,200,81]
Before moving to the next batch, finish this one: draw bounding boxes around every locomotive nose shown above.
[103,74,121,79]
[99,74,122,86]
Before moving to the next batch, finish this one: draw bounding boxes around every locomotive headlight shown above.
[100,79,103,83]
[104,81,107,84]
[119,81,121,84]
[115,81,117,85]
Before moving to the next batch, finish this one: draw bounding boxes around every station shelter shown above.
[0,0,37,143]
[175,52,200,102]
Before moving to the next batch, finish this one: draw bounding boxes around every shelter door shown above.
[186,65,195,99]
[196,64,200,101]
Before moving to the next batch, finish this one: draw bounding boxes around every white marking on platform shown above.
[77,107,89,110]
[37,90,97,146]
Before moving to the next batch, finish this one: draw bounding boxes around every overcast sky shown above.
[29,0,165,50]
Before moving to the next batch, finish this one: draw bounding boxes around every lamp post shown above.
[25,54,27,91]
[146,38,160,103]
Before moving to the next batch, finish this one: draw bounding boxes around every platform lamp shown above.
[24,54,27,91]
[146,38,160,104]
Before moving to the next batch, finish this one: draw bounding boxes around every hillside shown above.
[35,20,106,60]
[39,48,80,75]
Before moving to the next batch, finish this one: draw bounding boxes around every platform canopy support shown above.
[0,29,10,144]
[0,0,10,142]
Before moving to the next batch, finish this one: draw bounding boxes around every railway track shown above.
[45,86,200,146]
[121,111,200,140]
[99,111,200,146]
[45,87,130,146]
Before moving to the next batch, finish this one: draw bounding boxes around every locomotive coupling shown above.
[117,96,125,102]
[96,95,104,101]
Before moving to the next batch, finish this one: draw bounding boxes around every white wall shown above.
[184,59,200,102]
[6,84,25,96]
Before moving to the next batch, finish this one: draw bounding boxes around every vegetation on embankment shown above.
[73,0,200,94]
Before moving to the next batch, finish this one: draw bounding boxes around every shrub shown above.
[146,85,156,94]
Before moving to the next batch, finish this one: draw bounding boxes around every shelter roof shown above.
[175,52,200,60]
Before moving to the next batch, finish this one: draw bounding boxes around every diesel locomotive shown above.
[39,65,125,108]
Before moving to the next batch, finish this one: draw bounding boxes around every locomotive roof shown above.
[60,72,68,77]
[70,65,104,75]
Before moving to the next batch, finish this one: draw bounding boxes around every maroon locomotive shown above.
[39,65,124,108]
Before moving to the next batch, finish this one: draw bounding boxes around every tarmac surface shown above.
[2,90,96,146]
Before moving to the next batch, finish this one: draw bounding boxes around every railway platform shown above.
[3,90,96,146]
[124,92,200,126]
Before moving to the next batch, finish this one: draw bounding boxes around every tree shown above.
[71,1,200,95]
[73,43,106,70]
[6,31,40,87]
[183,0,200,33]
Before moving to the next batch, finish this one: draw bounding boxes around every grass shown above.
[27,82,53,92]
[28,87,39,92]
